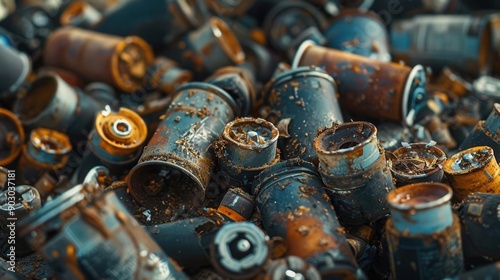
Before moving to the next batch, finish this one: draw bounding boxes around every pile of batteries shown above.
[1,0,500,279]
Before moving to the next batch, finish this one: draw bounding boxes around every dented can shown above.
[443,146,500,202]
[386,183,464,280]
[128,82,237,208]
[0,44,31,99]
[214,117,279,193]
[16,128,71,185]
[162,17,245,80]
[92,0,210,49]
[0,185,41,258]
[388,143,447,187]
[216,188,255,222]
[456,193,500,266]
[459,103,500,161]
[0,109,24,168]
[324,9,391,62]
[252,159,362,278]
[43,27,154,92]
[314,121,394,226]
[391,15,494,76]
[261,66,343,162]
[18,183,187,280]
[293,41,426,125]
[145,57,193,95]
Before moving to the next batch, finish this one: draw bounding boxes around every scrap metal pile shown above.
[0,0,500,279]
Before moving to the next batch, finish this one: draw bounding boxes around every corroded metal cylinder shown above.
[214,117,279,193]
[386,183,464,280]
[260,66,343,162]
[293,41,426,125]
[252,159,363,278]
[389,143,447,187]
[145,57,193,95]
[43,27,154,92]
[59,1,102,28]
[0,109,24,168]
[443,146,500,202]
[314,121,394,226]
[128,82,237,208]
[216,188,255,222]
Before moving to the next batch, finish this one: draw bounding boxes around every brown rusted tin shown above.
[43,27,154,92]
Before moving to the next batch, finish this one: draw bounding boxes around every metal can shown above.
[0,109,24,168]
[18,183,187,280]
[16,128,71,186]
[391,15,494,76]
[43,27,154,92]
[128,82,237,208]
[443,146,500,202]
[0,185,41,258]
[459,103,500,161]
[386,183,464,280]
[145,57,193,96]
[388,142,447,187]
[92,0,210,49]
[59,1,102,28]
[314,121,394,226]
[293,41,427,125]
[260,66,343,162]
[252,159,362,278]
[214,117,279,193]
[36,66,86,89]
[216,188,255,222]
[324,9,391,62]
[162,17,245,80]
[0,44,31,99]
[456,193,500,266]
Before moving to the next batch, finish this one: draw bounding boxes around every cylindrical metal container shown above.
[78,107,147,181]
[324,9,391,62]
[59,1,102,28]
[145,57,193,95]
[216,188,255,222]
[389,143,447,187]
[391,15,494,76]
[128,82,237,208]
[43,27,154,92]
[456,193,500,266]
[0,44,30,99]
[215,117,279,193]
[0,109,24,168]
[293,41,427,125]
[162,17,245,80]
[0,185,41,258]
[314,121,394,226]
[252,159,362,278]
[386,183,464,280]
[92,0,210,49]
[18,183,187,280]
[459,103,500,161]
[260,66,343,162]
[443,146,500,202]
[36,66,86,88]
[16,128,72,186]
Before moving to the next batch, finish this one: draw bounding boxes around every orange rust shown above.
[216,205,246,222]
[435,68,471,97]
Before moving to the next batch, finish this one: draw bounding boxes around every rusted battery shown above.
[293,41,427,125]
[92,0,210,49]
[18,182,187,280]
[13,72,102,145]
[262,1,327,56]
[388,142,447,187]
[145,57,193,96]
[43,27,154,92]
[443,146,500,202]
[391,15,494,76]
[314,121,394,226]
[0,185,41,258]
[216,188,254,222]
[128,82,237,208]
[324,9,391,62]
[16,128,71,185]
[386,183,464,280]
[252,159,363,278]
[456,193,500,266]
[206,0,255,18]
[162,17,245,80]
[214,117,279,193]
[0,109,24,168]
[0,44,31,99]
[260,66,343,162]
[459,103,500,161]
[59,1,102,28]
[77,107,147,181]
